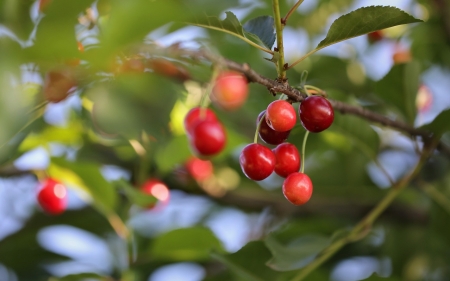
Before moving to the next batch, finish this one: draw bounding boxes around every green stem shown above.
[281,0,304,25]
[272,0,286,79]
[304,85,325,96]
[290,138,439,281]
[287,49,317,70]
[300,131,309,173]
[421,182,450,216]
[254,113,266,143]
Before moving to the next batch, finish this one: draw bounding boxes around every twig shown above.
[290,138,439,281]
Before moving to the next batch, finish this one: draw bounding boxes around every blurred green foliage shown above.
[0,0,450,280]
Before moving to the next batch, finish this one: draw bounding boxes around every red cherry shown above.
[272,143,300,178]
[37,178,67,215]
[43,70,76,103]
[211,71,249,111]
[299,96,334,133]
[282,172,313,205]
[141,179,170,208]
[184,107,217,136]
[265,100,297,132]
[191,120,226,156]
[239,143,275,181]
[368,30,383,43]
[257,110,290,145]
[186,157,213,181]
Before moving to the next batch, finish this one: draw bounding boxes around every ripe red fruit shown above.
[257,110,290,145]
[239,143,275,181]
[141,179,170,208]
[272,143,300,178]
[211,71,249,111]
[191,120,226,156]
[186,157,213,181]
[265,100,297,132]
[184,107,217,136]
[282,172,313,205]
[368,30,383,43]
[37,178,67,215]
[299,96,334,133]
[43,70,76,103]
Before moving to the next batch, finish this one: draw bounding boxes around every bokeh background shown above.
[1,0,450,280]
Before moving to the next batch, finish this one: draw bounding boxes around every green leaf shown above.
[420,109,450,137]
[327,113,380,159]
[100,0,190,57]
[0,0,35,40]
[374,62,420,124]
[113,179,157,208]
[150,227,224,261]
[315,6,422,52]
[212,241,280,281]
[190,11,273,53]
[363,273,400,280]
[265,234,330,271]
[155,136,191,173]
[49,158,117,212]
[243,16,276,49]
[56,273,105,281]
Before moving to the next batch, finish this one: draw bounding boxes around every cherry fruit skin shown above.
[299,96,334,133]
[37,178,67,215]
[282,172,313,205]
[257,110,290,145]
[184,107,217,136]
[265,100,297,132]
[239,143,275,181]
[272,143,300,178]
[368,30,383,43]
[186,156,213,181]
[141,179,170,208]
[211,71,249,111]
[191,120,226,156]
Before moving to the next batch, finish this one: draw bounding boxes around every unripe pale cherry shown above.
[211,71,249,111]
[186,157,213,181]
[37,178,67,215]
[299,95,334,133]
[184,107,217,136]
[191,120,226,156]
[282,172,313,205]
[141,179,170,209]
[257,110,290,145]
[239,143,275,181]
[272,143,300,178]
[265,100,297,132]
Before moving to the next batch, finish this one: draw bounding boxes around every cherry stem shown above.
[300,131,309,173]
[199,66,220,118]
[254,112,266,143]
[304,85,326,97]
[281,0,304,26]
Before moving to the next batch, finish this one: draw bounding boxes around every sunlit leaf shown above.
[150,227,224,261]
[315,6,422,52]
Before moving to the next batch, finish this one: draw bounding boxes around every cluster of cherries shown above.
[240,95,334,205]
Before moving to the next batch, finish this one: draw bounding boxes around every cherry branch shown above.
[198,50,429,138]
